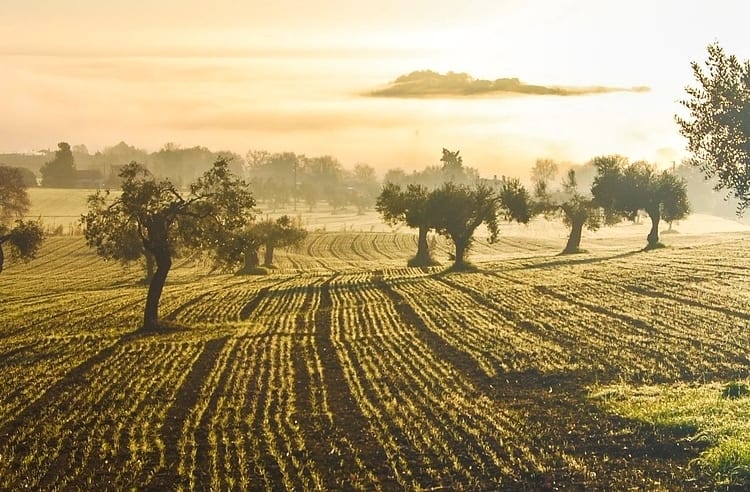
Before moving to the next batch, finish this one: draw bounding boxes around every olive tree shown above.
[534,168,603,254]
[82,158,255,330]
[677,43,750,212]
[591,156,690,249]
[0,166,44,273]
[430,179,531,270]
[376,182,437,266]
[214,215,307,274]
[255,215,307,267]
[0,220,44,274]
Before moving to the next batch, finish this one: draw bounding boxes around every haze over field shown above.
[2,0,749,176]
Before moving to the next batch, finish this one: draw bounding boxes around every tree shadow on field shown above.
[0,335,128,444]
[0,331,147,486]
[478,368,712,490]
[421,249,643,279]
[147,336,230,490]
[374,276,715,489]
[499,248,643,272]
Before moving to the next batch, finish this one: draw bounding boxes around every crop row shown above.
[0,339,202,489]
[324,273,544,489]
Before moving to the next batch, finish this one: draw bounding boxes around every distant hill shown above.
[367,70,650,98]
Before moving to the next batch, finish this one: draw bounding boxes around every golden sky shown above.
[1,0,748,176]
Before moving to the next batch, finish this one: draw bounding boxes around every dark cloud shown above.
[367,70,650,98]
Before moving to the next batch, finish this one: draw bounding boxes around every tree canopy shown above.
[214,215,307,274]
[591,156,689,249]
[82,158,255,330]
[40,142,76,188]
[254,215,307,267]
[0,166,44,274]
[0,166,31,222]
[677,43,750,213]
[430,179,531,270]
[530,159,559,190]
[534,167,603,254]
[376,182,436,266]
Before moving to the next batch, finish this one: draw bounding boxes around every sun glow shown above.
[1,0,749,175]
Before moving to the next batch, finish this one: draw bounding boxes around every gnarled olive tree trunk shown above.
[143,251,156,284]
[142,218,171,330]
[562,218,585,255]
[410,224,432,266]
[0,241,5,274]
[244,247,260,271]
[452,235,469,270]
[263,243,275,267]
[646,209,661,248]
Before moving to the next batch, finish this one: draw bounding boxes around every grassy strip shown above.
[590,381,750,487]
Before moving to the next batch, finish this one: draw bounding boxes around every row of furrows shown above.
[1,290,143,340]
[165,280,337,490]
[391,266,711,383]
[4,238,142,292]
[0,335,118,430]
[169,335,321,491]
[538,278,750,379]
[473,256,750,381]
[163,276,293,325]
[385,275,573,375]
[326,273,542,489]
[0,339,201,490]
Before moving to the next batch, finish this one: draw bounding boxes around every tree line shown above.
[376,152,691,269]
[2,141,384,214]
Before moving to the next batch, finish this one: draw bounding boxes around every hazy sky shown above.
[2,0,748,176]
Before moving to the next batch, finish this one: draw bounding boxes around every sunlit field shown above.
[2,210,750,489]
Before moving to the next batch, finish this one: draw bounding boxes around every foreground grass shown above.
[591,381,750,487]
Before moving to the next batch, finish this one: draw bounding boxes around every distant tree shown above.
[103,141,150,166]
[328,186,351,213]
[438,148,479,184]
[0,167,44,273]
[530,159,559,189]
[659,172,692,233]
[441,148,463,179]
[214,227,263,274]
[430,180,531,270]
[82,158,255,330]
[677,43,750,212]
[1,166,37,188]
[247,151,299,207]
[534,168,603,254]
[151,144,216,186]
[246,149,271,169]
[591,156,690,249]
[215,215,306,274]
[254,215,307,267]
[0,220,45,274]
[300,155,343,208]
[40,142,76,187]
[350,163,380,214]
[0,166,32,222]
[383,168,409,188]
[376,182,437,266]
[72,144,90,155]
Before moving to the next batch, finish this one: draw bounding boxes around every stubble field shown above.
[1,220,750,490]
